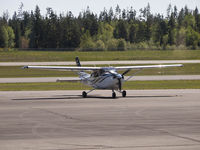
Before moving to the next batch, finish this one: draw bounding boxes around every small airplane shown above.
[24,57,183,98]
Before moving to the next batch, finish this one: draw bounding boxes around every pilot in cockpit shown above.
[91,71,99,77]
[91,69,105,77]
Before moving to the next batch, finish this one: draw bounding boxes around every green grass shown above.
[1,50,200,62]
[0,66,77,78]
[0,82,88,91]
[0,63,200,78]
[0,80,200,91]
[124,80,200,89]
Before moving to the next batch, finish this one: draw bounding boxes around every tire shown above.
[122,90,126,97]
[112,92,116,98]
[82,91,87,98]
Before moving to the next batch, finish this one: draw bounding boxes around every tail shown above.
[75,57,89,79]
[75,57,81,67]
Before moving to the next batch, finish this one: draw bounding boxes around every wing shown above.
[24,64,183,71]
[115,64,183,70]
[23,66,101,71]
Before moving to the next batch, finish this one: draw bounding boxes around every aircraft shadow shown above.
[126,95,177,98]
[12,95,177,101]
[12,95,82,101]
[85,95,177,99]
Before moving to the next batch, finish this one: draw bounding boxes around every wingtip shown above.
[23,66,29,69]
[180,64,184,67]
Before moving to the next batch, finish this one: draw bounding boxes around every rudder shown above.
[75,57,81,67]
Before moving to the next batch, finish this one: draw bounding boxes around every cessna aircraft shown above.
[24,57,183,98]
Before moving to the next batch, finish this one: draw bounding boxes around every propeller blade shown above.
[118,78,122,91]
[122,69,130,76]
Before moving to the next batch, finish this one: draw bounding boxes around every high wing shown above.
[115,64,183,70]
[24,64,183,71]
[23,66,101,71]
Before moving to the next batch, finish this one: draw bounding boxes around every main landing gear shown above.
[122,90,126,97]
[82,89,126,98]
[82,91,87,98]
[82,89,95,98]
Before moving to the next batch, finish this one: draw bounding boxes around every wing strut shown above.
[125,69,143,81]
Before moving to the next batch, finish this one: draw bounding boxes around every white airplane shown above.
[24,57,183,98]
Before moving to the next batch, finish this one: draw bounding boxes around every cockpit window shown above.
[91,69,105,77]
[99,69,105,75]
[91,71,99,77]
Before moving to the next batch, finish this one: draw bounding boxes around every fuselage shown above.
[80,71,124,90]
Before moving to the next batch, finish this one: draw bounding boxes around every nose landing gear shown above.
[112,92,116,98]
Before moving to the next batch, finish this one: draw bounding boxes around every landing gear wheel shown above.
[122,90,126,97]
[82,91,87,98]
[112,92,116,98]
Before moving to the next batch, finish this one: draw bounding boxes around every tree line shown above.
[0,3,200,50]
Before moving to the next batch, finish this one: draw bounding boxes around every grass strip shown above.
[0,80,200,91]
[1,50,200,62]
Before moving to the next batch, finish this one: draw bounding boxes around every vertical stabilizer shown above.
[75,57,81,67]
[75,57,89,79]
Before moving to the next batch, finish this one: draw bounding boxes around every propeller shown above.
[118,78,122,91]
[121,69,130,79]
[109,70,123,91]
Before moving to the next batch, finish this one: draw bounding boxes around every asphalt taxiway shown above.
[0,89,200,150]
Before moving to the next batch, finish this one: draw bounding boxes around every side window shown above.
[99,69,105,75]
[91,72,98,77]
[94,72,98,77]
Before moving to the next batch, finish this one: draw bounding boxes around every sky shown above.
[0,0,200,17]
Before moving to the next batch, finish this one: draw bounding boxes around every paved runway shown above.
[1,60,200,66]
[0,89,200,150]
[1,75,200,83]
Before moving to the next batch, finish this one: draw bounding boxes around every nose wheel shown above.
[112,92,116,98]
